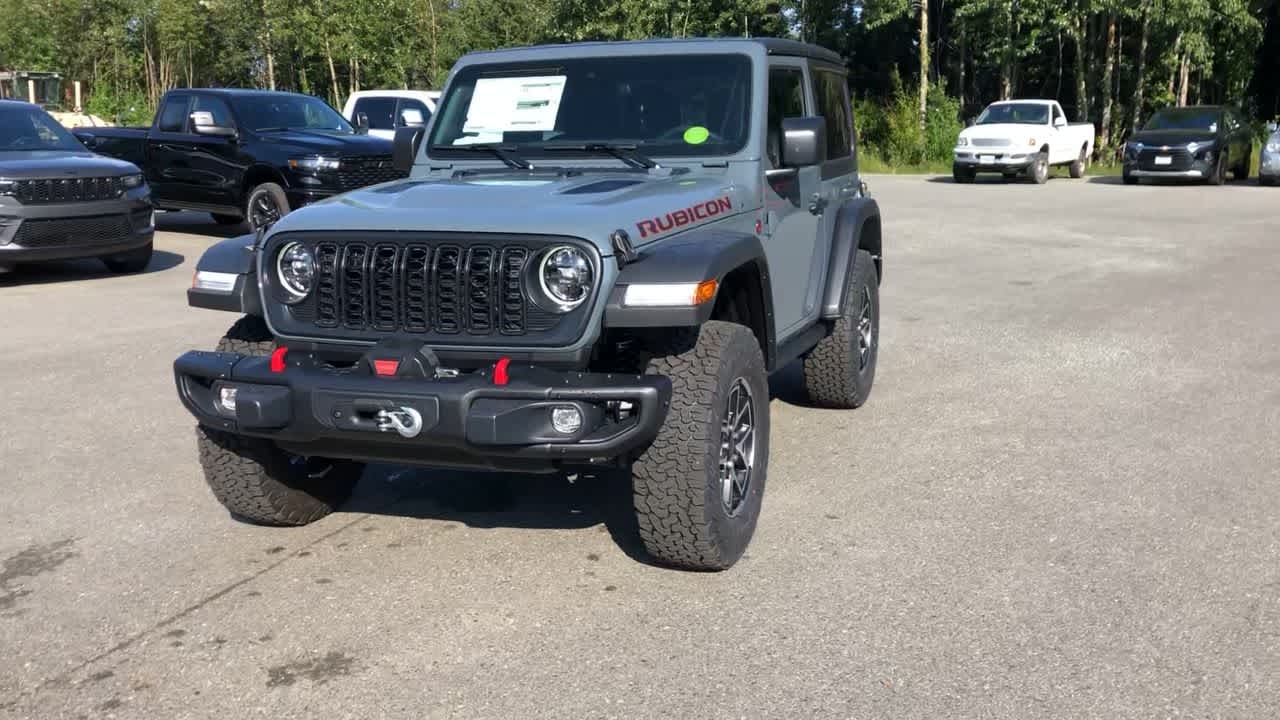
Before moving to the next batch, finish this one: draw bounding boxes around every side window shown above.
[396,98,431,127]
[766,68,805,168]
[157,95,191,133]
[353,96,396,130]
[190,95,234,129]
[812,70,852,160]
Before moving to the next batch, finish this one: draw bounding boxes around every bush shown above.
[854,72,963,169]
[84,87,152,126]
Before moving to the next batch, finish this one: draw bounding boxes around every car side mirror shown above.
[392,126,425,173]
[354,112,369,134]
[780,116,827,168]
[1269,121,1278,133]
[398,108,425,128]
[1053,116,1067,128]
[190,111,235,138]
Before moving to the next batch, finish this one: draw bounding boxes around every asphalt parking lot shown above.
[2,174,1277,719]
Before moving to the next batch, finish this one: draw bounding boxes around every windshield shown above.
[0,104,83,151]
[1144,109,1221,132]
[976,103,1049,126]
[427,54,752,160]
[230,95,354,133]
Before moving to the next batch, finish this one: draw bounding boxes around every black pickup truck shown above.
[74,89,401,230]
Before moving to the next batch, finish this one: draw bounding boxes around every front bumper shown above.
[953,151,1034,171]
[1125,168,1208,179]
[174,345,672,472]
[0,191,154,263]
[1260,152,1280,178]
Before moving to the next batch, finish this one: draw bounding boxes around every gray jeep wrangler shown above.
[176,38,883,570]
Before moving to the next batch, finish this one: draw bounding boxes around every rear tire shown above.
[245,182,289,231]
[802,249,879,409]
[630,322,769,571]
[102,241,153,273]
[196,315,362,526]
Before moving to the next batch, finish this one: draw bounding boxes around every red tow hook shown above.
[493,357,511,386]
[269,346,289,373]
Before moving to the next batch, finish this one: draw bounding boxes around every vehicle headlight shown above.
[1127,142,1145,152]
[1186,142,1201,154]
[538,246,593,310]
[276,242,315,302]
[1265,142,1280,154]
[957,137,969,147]
[0,178,13,195]
[288,156,341,173]
[121,173,145,189]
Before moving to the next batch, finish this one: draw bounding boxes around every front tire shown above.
[245,182,289,231]
[102,241,153,273]
[1123,167,1139,185]
[803,249,879,409]
[1029,152,1050,184]
[953,164,975,183]
[1069,147,1087,179]
[630,322,770,571]
[197,315,362,525]
[1207,151,1227,186]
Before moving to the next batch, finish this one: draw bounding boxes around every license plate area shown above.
[1155,155,1173,166]
[979,156,995,165]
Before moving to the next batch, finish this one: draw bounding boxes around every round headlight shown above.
[276,242,315,302]
[539,246,593,310]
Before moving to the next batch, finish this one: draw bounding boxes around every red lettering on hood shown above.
[637,196,734,239]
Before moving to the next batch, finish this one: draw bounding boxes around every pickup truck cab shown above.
[953,99,1095,184]
[1123,106,1254,186]
[343,90,439,140]
[75,89,400,230]
[175,38,885,571]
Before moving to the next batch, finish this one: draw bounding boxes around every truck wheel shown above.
[1207,151,1227,186]
[1029,152,1050,184]
[630,321,770,571]
[245,182,289,231]
[802,249,879,409]
[196,315,362,525]
[1123,168,1139,185]
[102,241,153,273]
[211,213,243,226]
[952,165,975,184]
[1069,147,1087,179]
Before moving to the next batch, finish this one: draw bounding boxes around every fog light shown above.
[551,405,583,434]
[219,386,238,414]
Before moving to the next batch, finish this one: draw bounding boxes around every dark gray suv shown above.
[0,101,154,274]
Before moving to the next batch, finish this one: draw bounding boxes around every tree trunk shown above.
[261,0,276,90]
[918,0,929,130]
[1000,0,1014,99]
[1168,33,1182,97]
[1178,55,1190,106]
[1133,4,1148,131]
[324,36,340,107]
[1099,14,1116,149]
[1073,6,1088,120]
[958,18,967,110]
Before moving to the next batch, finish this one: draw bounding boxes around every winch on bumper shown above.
[174,339,672,472]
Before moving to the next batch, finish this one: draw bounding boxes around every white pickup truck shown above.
[953,99,1095,184]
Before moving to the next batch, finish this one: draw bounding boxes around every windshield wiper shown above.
[542,143,658,169]
[429,143,531,170]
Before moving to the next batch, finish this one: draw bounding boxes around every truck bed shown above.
[72,127,149,169]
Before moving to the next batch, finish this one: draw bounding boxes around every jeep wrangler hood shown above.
[267,171,749,253]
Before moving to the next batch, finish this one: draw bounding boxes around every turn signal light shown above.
[693,279,718,305]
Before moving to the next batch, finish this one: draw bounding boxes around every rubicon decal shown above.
[637,196,733,239]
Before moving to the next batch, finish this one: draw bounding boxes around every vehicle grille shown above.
[970,138,1008,148]
[336,156,404,191]
[1138,148,1194,171]
[300,239,560,339]
[10,214,134,248]
[12,177,125,204]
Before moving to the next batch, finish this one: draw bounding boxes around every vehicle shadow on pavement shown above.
[768,361,825,408]
[156,212,246,239]
[0,250,185,286]
[340,464,658,566]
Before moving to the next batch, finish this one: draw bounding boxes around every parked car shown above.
[176,38,884,571]
[0,100,153,274]
[1259,123,1279,186]
[343,90,439,140]
[74,89,401,231]
[953,99,1095,184]
[1123,106,1253,185]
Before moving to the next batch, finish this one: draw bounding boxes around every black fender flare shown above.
[604,229,775,361]
[821,197,882,318]
[187,233,262,315]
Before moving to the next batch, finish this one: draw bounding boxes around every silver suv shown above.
[176,38,884,570]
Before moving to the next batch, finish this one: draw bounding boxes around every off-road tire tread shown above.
[631,321,767,570]
[802,250,879,409]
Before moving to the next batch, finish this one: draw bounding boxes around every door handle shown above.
[808,193,828,216]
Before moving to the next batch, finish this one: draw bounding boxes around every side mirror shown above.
[780,116,827,168]
[355,112,369,134]
[392,126,425,173]
[1268,121,1278,133]
[190,111,235,138]
[1053,116,1067,128]
[399,108,425,127]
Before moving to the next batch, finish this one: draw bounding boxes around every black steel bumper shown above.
[173,346,672,472]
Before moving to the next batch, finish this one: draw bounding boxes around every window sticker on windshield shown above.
[683,126,710,145]
[458,75,567,144]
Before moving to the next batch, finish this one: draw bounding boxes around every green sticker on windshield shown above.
[683,126,710,145]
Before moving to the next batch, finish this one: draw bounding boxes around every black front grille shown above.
[13,177,125,204]
[1138,148,1194,171]
[335,156,404,191]
[11,214,134,248]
